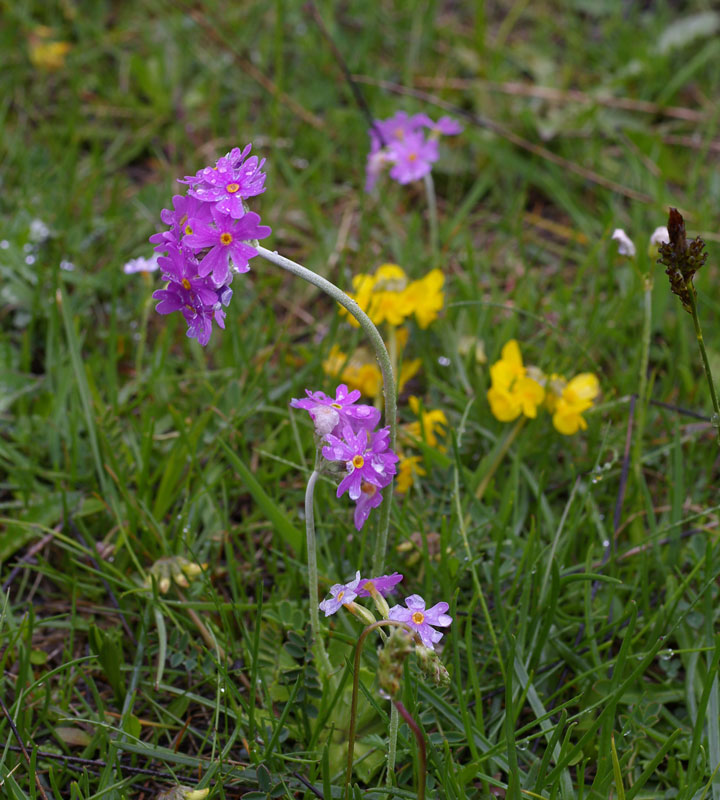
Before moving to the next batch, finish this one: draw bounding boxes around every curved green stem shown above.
[256,246,397,571]
[305,468,332,674]
[345,620,423,800]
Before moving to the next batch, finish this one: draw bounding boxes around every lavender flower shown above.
[322,424,398,501]
[152,245,229,346]
[181,145,267,219]
[357,572,403,597]
[318,571,362,616]
[123,253,160,274]
[291,383,380,436]
[366,110,462,191]
[184,207,271,284]
[353,482,384,531]
[388,594,452,650]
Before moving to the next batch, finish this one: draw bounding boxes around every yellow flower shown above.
[344,264,410,327]
[406,396,448,450]
[28,27,72,70]
[401,269,445,329]
[395,455,426,493]
[552,373,600,435]
[343,264,444,330]
[486,339,545,422]
[324,345,421,399]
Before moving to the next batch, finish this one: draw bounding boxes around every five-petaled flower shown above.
[388,594,452,650]
[322,425,398,502]
[319,571,362,616]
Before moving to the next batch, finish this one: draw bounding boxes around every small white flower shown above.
[123,253,160,274]
[29,219,50,242]
[611,228,636,257]
[649,226,670,247]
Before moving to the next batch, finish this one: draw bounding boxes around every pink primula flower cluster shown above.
[150,145,271,346]
[366,111,462,192]
[291,384,398,530]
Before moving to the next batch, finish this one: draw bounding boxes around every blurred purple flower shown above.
[365,110,462,191]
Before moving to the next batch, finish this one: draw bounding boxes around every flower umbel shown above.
[366,111,462,192]
[150,144,271,346]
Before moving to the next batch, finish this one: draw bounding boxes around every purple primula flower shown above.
[150,194,212,254]
[353,482,384,530]
[432,115,463,136]
[388,594,452,650]
[388,133,439,185]
[318,571,362,617]
[322,425,398,501]
[290,383,380,436]
[365,111,462,192]
[152,245,228,346]
[181,144,268,219]
[184,208,271,285]
[357,571,403,597]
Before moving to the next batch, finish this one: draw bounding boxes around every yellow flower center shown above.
[352,455,365,469]
[331,403,342,409]
[363,581,374,593]
[337,590,344,602]
[412,611,425,625]
[184,224,193,236]
[394,128,404,140]
[181,278,191,290]
[408,152,417,161]
[220,232,233,245]
[361,482,376,496]
[226,182,240,193]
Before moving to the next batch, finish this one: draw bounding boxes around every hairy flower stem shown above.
[685,283,720,445]
[256,246,397,572]
[423,172,439,262]
[305,467,332,674]
[345,620,423,800]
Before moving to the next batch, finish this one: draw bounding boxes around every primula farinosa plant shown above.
[366,111,463,254]
[150,140,459,796]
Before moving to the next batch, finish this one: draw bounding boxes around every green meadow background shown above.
[1,1,719,797]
